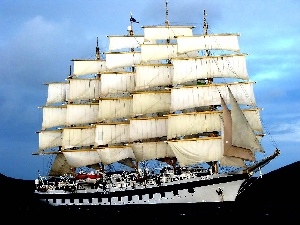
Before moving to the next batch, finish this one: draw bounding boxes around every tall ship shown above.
[33,2,280,208]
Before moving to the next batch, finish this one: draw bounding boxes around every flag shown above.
[130,16,139,23]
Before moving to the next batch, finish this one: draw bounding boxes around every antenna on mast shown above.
[165,1,169,26]
[96,37,100,60]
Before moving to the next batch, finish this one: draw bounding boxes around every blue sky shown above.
[1,0,299,180]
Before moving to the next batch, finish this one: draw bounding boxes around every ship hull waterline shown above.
[34,173,249,206]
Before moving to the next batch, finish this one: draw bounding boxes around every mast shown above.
[203,10,215,111]
[129,12,134,36]
[96,37,100,60]
[203,9,217,173]
[165,1,169,26]
[203,9,208,35]
[165,1,171,63]
[203,10,212,84]
[96,37,101,78]
[68,65,72,79]
[128,12,137,72]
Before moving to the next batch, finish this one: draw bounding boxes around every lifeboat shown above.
[75,172,88,180]
[87,173,101,179]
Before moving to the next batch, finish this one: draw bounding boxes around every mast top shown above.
[129,12,139,36]
[203,9,208,35]
[129,12,134,36]
[165,1,169,26]
[96,37,100,60]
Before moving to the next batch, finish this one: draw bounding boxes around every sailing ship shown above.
[33,2,280,207]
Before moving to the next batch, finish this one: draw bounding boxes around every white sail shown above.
[95,123,130,146]
[72,59,107,76]
[108,35,144,51]
[45,82,68,105]
[141,44,177,61]
[170,82,256,112]
[66,103,98,126]
[42,106,67,130]
[172,54,249,84]
[135,64,173,90]
[221,92,255,161]
[143,26,194,42]
[243,109,263,133]
[63,149,101,168]
[106,52,141,69]
[96,146,135,165]
[177,34,240,53]
[99,98,133,121]
[168,137,223,167]
[68,78,101,102]
[229,87,264,153]
[167,112,222,139]
[129,117,168,141]
[132,91,171,115]
[62,126,95,149]
[167,109,262,139]
[132,141,175,162]
[100,72,135,97]
[38,130,63,152]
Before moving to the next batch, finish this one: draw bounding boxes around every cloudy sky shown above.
[1,0,299,180]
